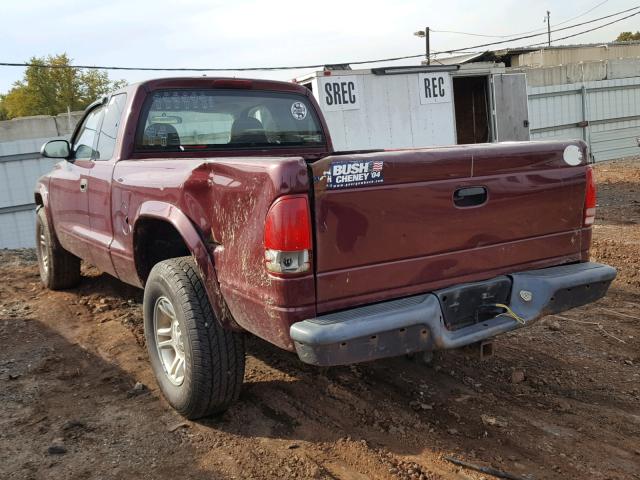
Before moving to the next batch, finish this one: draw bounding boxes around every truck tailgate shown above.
[310,141,589,313]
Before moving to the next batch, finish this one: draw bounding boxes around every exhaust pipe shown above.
[479,340,494,360]
[464,340,495,361]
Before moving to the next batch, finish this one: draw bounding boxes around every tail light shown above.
[212,79,253,89]
[264,195,312,274]
[583,165,596,226]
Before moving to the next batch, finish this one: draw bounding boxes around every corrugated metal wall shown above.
[528,77,640,161]
[0,153,59,248]
[0,113,82,249]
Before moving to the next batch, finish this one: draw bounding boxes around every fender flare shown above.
[134,201,239,331]
[34,180,55,230]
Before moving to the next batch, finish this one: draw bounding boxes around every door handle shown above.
[80,178,88,193]
[453,186,487,207]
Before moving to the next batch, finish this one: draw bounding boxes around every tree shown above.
[0,98,8,121]
[0,53,127,120]
[80,69,128,105]
[616,31,640,42]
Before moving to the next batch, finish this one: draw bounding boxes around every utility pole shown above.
[426,26,430,65]
[546,10,551,46]
[414,27,430,65]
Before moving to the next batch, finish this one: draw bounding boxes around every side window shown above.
[96,94,127,160]
[73,106,105,160]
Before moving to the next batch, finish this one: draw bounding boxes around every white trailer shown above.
[294,64,529,151]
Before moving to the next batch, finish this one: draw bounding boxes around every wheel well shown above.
[35,193,43,207]
[134,218,191,283]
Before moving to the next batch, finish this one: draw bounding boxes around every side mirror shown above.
[41,140,71,160]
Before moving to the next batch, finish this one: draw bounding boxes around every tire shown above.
[35,207,81,290]
[143,257,245,419]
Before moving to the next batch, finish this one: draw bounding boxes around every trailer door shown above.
[491,73,530,142]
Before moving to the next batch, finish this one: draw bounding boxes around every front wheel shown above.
[143,257,245,419]
[35,207,81,290]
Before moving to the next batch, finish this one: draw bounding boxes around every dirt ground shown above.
[1,159,639,480]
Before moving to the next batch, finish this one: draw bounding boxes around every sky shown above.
[1,0,639,94]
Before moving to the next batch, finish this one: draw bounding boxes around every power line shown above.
[554,0,611,27]
[525,8,640,48]
[0,5,638,73]
[0,58,425,72]
[431,6,640,55]
[432,0,612,39]
[429,30,517,39]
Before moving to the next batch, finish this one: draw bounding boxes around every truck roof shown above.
[115,76,310,96]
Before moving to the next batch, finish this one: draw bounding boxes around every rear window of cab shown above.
[135,89,325,151]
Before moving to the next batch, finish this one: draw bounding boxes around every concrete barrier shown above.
[0,111,83,142]
[511,58,640,87]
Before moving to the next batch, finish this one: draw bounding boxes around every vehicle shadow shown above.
[77,265,144,302]
[0,316,225,480]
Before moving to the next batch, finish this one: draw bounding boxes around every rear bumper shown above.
[290,262,616,366]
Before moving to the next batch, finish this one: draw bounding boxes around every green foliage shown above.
[0,53,127,120]
[616,31,640,42]
[0,95,10,121]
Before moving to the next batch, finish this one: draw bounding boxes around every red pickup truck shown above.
[36,77,616,419]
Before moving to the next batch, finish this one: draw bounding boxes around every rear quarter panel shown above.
[111,156,315,350]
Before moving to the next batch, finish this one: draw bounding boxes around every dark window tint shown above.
[73,106,104,160]
[96,93,127,160]
[135,89,324,151]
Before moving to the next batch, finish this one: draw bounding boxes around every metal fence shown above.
[528,77,640,161]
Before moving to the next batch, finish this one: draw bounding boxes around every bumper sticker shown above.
[324,160,384,189]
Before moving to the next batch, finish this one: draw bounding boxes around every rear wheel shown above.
[35,207,81,290]
[143,257,245,419]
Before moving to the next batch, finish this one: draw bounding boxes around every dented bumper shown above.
[290,262,616,366]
